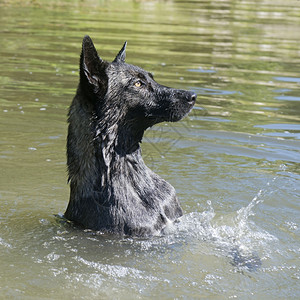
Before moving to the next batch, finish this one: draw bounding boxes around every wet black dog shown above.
[65,35,196,236]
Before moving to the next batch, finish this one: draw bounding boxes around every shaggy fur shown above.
[64,35,196,236]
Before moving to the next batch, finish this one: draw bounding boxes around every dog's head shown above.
[79,35,196,127]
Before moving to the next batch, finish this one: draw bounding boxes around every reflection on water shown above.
[0,0,300,299]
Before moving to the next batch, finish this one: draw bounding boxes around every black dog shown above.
[64,36,196,236]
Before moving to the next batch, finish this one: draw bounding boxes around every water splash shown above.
[173,173,280,271]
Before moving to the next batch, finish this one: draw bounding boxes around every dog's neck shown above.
[93,113,146,168]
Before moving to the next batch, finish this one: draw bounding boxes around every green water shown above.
[1,0,299,299]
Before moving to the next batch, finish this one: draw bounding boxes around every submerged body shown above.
[65,36,196,236]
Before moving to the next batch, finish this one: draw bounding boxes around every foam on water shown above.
[0,237,13,249]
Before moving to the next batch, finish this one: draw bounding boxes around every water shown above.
[1,0,300,298]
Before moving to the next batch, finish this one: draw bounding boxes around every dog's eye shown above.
[134,81,142,87]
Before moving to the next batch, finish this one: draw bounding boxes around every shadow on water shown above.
[229,248,261,272]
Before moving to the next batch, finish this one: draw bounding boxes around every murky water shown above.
[1,0,300,298]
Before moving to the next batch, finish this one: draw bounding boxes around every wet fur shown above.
[65,36,196,236]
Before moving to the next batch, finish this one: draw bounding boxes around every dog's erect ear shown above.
[80,35,107,89]
[113,41,127,63]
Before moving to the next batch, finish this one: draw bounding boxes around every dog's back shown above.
[65,36,196,236]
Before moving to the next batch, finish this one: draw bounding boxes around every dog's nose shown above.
[189,92,197,104]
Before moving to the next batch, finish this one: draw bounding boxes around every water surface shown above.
[1,0,300,298]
